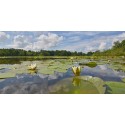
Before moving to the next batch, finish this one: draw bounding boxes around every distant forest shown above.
[0,49,94,56]
[0,39,125,56]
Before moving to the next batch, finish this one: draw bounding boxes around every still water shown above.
[0,58,125,94]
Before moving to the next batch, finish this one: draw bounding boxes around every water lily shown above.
[70,57,74,60]
[28,63,37,70]
[108,60,111,63]
[72,66,81,76]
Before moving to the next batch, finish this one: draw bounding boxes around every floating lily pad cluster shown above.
[109,61,125,71]
[0,59,74,79]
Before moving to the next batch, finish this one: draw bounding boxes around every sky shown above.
[0,31,125,53]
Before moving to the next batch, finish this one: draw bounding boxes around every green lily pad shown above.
[122,78,125,83]
[38,67,54,75]
[85,62,97,67]
[105,81,125,94]
[76,76,106,94]
[0,72,16,79]
[49,76,106,94]
[49,78,99,94]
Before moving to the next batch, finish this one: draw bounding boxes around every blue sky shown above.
[0,31,125,53]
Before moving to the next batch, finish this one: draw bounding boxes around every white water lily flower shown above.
[72,66,81,76]
[28,63,37,70]
[70,57,74,60]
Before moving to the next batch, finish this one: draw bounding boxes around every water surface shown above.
[0,58,125,94]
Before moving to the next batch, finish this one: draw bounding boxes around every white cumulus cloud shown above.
[12,35,33,49]
[98,42,107,50]
[12,33,63,50]
[33,33,63,50]
[0,32,10,42]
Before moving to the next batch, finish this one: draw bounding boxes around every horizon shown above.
[0,31,125,53]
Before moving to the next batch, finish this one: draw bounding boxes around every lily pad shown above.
[85,62,97,68]
[49,76,106,94]
[122,78,125,83]
[76,76,106,94]
[38,68,54,75]
[0,72,16,79]
[105,81,125,94]
[49,78,99,94]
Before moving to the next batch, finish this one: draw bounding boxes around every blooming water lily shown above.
[72,66,81,76]
[28,63,37,70]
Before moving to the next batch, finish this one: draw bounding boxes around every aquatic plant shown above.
[105,81,125,94]
[49,76,106,94]
[85,62,97,68]
[28,63,37,70]
[122,78,125,83]
[72,66,81,76]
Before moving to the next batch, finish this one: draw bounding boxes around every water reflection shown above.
[72,77,81,86]
[81,64,125,81]
[1,58,125,93]
[0,72,65,94]
[0,58,47,64]
[28,69,38,75]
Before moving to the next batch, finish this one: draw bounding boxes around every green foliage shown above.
[93,39,125,56]
[0,48,87,56]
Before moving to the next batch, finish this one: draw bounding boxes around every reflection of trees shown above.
[0,58,21,64]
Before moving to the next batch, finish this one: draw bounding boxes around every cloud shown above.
[59,32,125,53]
[11,33,63,50]
[13,35,33,49]
[3,31,125,52]
[98,42,107,50]
[0,32,10,42]
[33,33,63,50]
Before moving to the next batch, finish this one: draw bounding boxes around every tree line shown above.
[0,48,94,56]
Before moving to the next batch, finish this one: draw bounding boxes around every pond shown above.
[0,58,125,94]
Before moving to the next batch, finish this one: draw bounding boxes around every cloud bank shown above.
[1,31,125,52]
[11,33,63,51]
